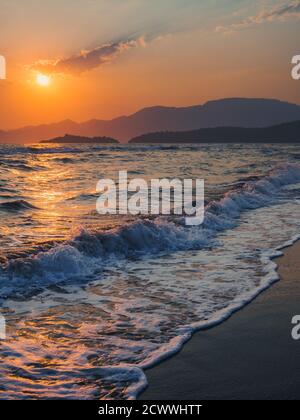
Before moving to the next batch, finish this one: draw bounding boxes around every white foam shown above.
[1,163,300,400]
[122,233,300,400]
[2,163,300,297]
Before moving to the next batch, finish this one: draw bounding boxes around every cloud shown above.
[216,0,300,33]
[31,37,146,75]
[28,1,208,77]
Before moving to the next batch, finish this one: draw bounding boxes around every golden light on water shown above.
[36,73,51,87]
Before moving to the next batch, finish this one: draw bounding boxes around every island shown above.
[129,120,300,144]
[40,134,119,144]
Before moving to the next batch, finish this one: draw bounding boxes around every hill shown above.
[129,120,300,144]
[1,98,300,143]
[40,134,119,144]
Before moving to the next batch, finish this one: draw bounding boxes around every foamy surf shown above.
[1,163,300,299]
[98,233,300,401]
[1,144,300,400]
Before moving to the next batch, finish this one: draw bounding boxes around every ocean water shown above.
[0,143,300,399]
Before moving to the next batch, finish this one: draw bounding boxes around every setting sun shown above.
[36,73,51,87]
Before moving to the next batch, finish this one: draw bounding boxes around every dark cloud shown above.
[31,37,146,75]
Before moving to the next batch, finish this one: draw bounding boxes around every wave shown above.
[51,157,76,164]
[66,192,99,202]
[0,187,16,194]
[122,233,300,399]
[0,200,39,212]
[26,230,297,401]
[0,143,215,157]
[0,159,46,173]
[1,163,299,298]
[0,146,85,156]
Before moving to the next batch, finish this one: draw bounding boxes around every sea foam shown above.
[1,163,300,297]
[0,162,300,400]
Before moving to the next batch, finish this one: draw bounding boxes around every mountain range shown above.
[130,120,300,144]
[1,98,300,143]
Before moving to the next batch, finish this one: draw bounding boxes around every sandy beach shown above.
[140,241,300,400]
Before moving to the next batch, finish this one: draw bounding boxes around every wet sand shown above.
[140,242,300,400]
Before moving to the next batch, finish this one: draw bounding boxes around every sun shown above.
[36,73,51,87]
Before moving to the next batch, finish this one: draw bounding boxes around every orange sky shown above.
[1,0,300,129]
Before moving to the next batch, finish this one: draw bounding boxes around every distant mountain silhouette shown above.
[1,98,300,143]
[40,134,118,144]
[129,120,300,144]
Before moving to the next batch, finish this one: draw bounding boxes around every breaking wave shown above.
[1,163,300,298]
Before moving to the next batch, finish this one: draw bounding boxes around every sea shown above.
[0,142,299,399]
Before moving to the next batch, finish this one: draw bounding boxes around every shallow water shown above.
[0,143,300,399]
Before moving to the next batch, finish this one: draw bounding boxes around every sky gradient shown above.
[0,0,299,129]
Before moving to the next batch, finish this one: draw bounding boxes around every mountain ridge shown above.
[129,120,300,144]
[1,98,300,143]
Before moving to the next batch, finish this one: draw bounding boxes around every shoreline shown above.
[139,240,300,400]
